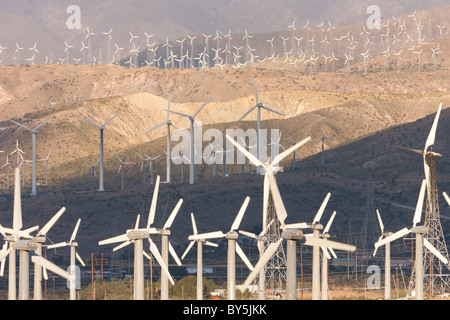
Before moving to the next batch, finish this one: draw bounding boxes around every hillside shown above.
[0,29,448,282]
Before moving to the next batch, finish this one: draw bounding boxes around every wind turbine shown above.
[98,176,174,300]
[48,218,85,300]
[77,112,121,191]
[236,75,285,174]
[320,128,332,166]
[444,192,450,207]
[188,196,254,300]
[38,150,51,186]
[283,192,336,300]
[372,209,394,300]
[10,114,54,196]
[0,167,39,300]
[116,154,133,190]
[374,179,449,300]
[155,197,184,300]
[1,153,12,190]
[29,205,67,300]
[84,160,99,191]
[182,212,219,300]
[226,133,311,228]
[64,41,74,64]
[137,152,150,184]
[167,98,211,184]
[144,153,160,185]
[146,97,183,185]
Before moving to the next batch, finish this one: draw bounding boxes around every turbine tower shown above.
[10,115,54,196]
[77,112,121,192]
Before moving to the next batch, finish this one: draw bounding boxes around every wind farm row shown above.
[0,9,447,73]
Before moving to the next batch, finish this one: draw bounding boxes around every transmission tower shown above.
[360,171,379,269]
[251,193,287,299]
[409,152,450,296]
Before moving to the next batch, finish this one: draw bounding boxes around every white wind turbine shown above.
[137,152,150,184]
[373,208,399,300]
[0,168,39,300]
[1,153,12,190]
[77,112,121,192]
[38,150,51,186]
[146,97,183,185]
[282,210,354,300]
[28,43,38,64]
[103,28,113,63]
[0,167,68,300]
[182,212,219,300]
[84,160,99,191]
[116,155,133,190]
[154,197,184,300]
[283,192,336,300]
[374,179,449,300]
[98,176,175,300]
[64,41,74,64]
[10,114,54,196]
[29,205,67,301]
[167,99,211,184]
[80,41,89,65]
[85,28,95,64]
[226,133,311,228]
[319,211,338,300]
[15,43,23,65]
[144,153,160,185]
[236,75,285,174]
[48,218,85,300]
[188,196,253,300]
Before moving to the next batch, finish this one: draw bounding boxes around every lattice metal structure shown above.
[251,194,287,299]
[409,153,450,296]
[263,196,287,296]
[360,172,379,268]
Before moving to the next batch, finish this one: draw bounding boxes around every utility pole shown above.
[87,253,108,300]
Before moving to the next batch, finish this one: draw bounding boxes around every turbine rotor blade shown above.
[313,192,331,224]
[189,231,225,241]
[47,242,68,249]
[98,233,128,246]
[147,176,161,228]
[163,199,183,229]
[149,239,175,285]
[236,242,254,271]
[230,196,250,231]
[38,207,66,237]
[424,103,442,153]
[413,179,427,227]
[241,239,283,290]
[444,192,450,206]
[424,237,448,265]
[76,252,86,266]
[375,227,411,248]
[376,209,384,234]
[323,211,337,234]
[32,255,72,280]
[169,242,182,266]
[181,241,195,260]
[271,136,311,166]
